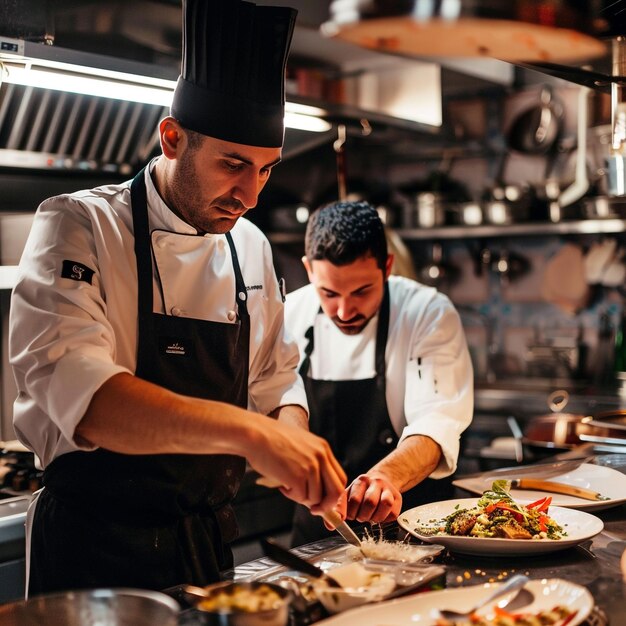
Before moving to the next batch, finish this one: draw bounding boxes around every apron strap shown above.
[375,282,390,379]
[299,281,391,381]
[130,168,153,324]
[225,231,249,320]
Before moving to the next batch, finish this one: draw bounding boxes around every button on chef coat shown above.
[10,159,307,468]
[284,276,473,477]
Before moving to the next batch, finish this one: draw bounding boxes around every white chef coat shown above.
[9,159,307,469]
[284,276,473,477]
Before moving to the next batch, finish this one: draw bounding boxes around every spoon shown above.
[437,573,530,622]
[261,537,342,588]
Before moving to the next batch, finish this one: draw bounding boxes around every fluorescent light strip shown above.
[0,61,332,132]
[3,64,175,106]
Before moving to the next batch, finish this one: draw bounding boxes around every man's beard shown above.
[331,313,371,335]
[168,152,244,234]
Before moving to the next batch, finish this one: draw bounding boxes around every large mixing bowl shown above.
[0,588,179,626]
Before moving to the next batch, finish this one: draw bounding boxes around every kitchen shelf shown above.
[267,219,626,244]
[398,219,626,240]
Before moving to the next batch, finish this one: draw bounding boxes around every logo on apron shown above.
[160,337,192,357]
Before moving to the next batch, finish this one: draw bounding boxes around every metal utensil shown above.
[322,509,363,549]
[260,538,342,588]
[455,457,593,481]
[438,574,529,622]
[255,476,363,550]
[509,478,610,501]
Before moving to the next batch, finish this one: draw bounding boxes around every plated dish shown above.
[453,463,626,512]
[398,497,603,556]
[317,578,594,626]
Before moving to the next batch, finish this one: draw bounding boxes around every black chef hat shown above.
[171,0,297,148]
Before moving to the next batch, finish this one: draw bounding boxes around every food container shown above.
[402,192,446,228]
[312,562,396,614]
[186,581,291,626]
[0,588,179,626]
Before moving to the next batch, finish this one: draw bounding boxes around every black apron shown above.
[291,283,450,547]
[29,168,250,594]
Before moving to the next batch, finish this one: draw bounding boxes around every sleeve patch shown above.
[61,260,95,284]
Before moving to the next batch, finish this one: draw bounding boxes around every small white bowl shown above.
[312,562,396,614]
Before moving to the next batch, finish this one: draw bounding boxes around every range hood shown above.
[0,0,450,174]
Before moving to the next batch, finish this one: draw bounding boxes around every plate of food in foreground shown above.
[398,481,604,557]
[317,578,593,626]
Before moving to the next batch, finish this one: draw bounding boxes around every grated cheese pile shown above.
[359,536,426,562]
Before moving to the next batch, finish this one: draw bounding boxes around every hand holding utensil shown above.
[257,475,363,550]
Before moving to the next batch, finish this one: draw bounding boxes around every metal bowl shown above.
[186,581,291,626]
[0,588,179,626]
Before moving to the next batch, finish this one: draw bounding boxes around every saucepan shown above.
[520,390,590,460]
[520,391,626,460]
[507,86,563,156]
[0,588,179,626]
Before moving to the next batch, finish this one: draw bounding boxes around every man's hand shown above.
[247,419,347,516]
[344,471,403,524]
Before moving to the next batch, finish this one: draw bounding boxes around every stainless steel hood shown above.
[0,1,448,174]
[0,80,166,174]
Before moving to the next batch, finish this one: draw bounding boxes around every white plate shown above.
[398,499,603,556]
[453,463,626,511]
[317,578,594,626]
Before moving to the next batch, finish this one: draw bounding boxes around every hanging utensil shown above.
[507,86,563,155]
[418,242,459,288]
[558,85,591,209]
[334,124,348,201]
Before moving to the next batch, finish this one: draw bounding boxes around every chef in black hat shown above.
[10,0,346,595]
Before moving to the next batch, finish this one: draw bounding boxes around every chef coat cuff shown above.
[260,389,309,417]
[48,354,132,450]
[248,376,309,415]
[399,418,461,478]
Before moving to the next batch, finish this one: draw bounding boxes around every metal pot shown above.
[185,581,292,626]
[521,391,626,460]
[482,184,533,225]
[521,390,589,459]
[403,192,446,229]
[0,588,179,626]
[418,242,459,287]
[449,201,483,226]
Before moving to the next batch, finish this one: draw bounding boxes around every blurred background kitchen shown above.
[1,0,626,600]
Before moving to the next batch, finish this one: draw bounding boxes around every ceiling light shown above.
[0,53,331,133]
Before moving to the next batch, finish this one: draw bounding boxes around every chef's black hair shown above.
[305,201,388,271]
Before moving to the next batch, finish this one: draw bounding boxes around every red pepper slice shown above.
[537,496,552,512]
[491,503,524,523]
[560,609,579,625]
[526,496,549,509]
